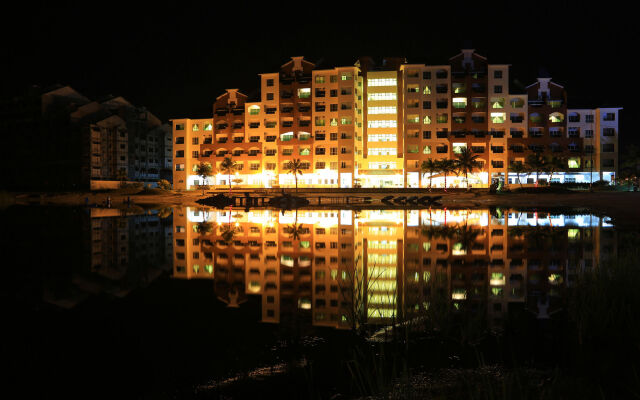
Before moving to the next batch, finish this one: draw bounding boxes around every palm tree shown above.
[284,158,305,192]
[526,153,546,186]
[220,224,237,244]
[420,159,440,191]
[437,159,458,191]
[284,210,305,241]
[545,155,566,186]
[194,162,213,194]
[509,162,527,188]
[454,223,482,252]
[454,148,481,189]
[219,157,238,191]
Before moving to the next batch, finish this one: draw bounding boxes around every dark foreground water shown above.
[1,205,639,399]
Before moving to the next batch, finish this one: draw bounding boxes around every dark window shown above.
[494,85,502,93]
[494,70,503,79]
[423,101,431,109]
[422,131,431,139]
[266,79,274,86]
[423,71,431,79]
[266,93,274,100]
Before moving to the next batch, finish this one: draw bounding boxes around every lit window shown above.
[452,143,466,154]
[491,112,506,123]
[452,97,467,109]
[423,115,431,124]
[549,112,564,123]
[297,88,311,98]
[452,83,466,94]
[204,123,213,130]
[491,97,505,109]
[367,78,397,87]
[367,92,397,101]
[368,120,397,128]
[368,106,396,114]
[568,158,580,168]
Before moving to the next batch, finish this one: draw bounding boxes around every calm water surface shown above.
[0,205,626,398]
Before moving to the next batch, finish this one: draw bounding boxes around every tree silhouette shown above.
[454,147,482,189]
[219,157,238,191]
[420,158,440,191]
[509,162,527,188]
[194,162,213,194]
[284,158,305,192]
[437,159,458,191]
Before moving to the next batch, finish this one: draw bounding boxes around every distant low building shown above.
[0,85,172,190]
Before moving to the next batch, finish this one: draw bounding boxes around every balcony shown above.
[299,120,311,127]
[436,146,448,153]
[281,92,293,99]
[491,146,504,153]
[436,131,448,138]
[436,100,448,109]
[248,150,260,156]
[453,131,466,138]
[510,131,523,138]
[265,108,277,114]
[265,136,277,142]
[510,116,524,123]
[436,85,448,94]
[216,138,228,144]
[298,106,311,113]
[215,108,228,116]
[491,131,505,138]
[282,121,293,128]
[281,106,293,113]
[232,123,243,129]
[315,105,325,112]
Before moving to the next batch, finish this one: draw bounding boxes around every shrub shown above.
[157,179,171,190]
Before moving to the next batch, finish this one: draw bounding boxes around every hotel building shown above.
[172,49,621,189]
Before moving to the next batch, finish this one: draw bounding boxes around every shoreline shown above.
[7,190,640,228]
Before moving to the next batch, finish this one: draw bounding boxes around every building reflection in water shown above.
[43,208,174,309]
[172,207,615,330]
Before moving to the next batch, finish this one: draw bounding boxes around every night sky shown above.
[3,2,635,145]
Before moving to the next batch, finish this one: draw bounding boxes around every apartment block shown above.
[173,50,621,190]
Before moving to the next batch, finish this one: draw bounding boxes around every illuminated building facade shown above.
[172,50,621,189]
[172,206,614,329]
